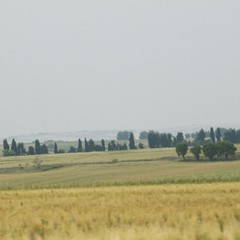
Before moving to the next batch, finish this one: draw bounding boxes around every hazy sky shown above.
[0,1,240,137]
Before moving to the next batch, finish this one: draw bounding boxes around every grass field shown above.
[1,183,240,239]
[1,146,240,239]
[0,147,240,189]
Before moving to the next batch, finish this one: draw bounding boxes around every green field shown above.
[0,146,240,190]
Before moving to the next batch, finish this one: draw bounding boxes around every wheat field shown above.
[1,183,240,240]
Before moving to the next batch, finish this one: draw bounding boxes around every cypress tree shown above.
[84,138,89,152]
[216,128,221,142]
[129,132,136,150]
[210,127,215,143]
[16,143,26,156]
[77,139,83,152]
[11,139,17,153]
[101,139,105,151]
[54,143,58,154]
[28,146,35,155]
[88,139,95,152]
[3,139,9,151]
[35,140,41,155]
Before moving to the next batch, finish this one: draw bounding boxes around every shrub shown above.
[2,150,16,157]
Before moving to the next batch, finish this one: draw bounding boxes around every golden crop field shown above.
[1,183,240,240]
[1,147,240,239]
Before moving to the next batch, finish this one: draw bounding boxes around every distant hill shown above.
[1,130,119,143]
[1,123,239,143]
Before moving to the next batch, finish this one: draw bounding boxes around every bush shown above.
[33,157,43,169]
[2,150,16,157]
[138,143,144,149]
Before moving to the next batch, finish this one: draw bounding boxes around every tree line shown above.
[2,139,49,156]
[117,128,240,145]
[176,141,237,161]
[144,127,240,148]
[54,133,139,154]
[2,132,139,156]
[2,127,239,157]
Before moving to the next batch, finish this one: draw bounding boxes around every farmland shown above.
[1,183,240,239]
[0,146,240,189]
[1,146,240,239]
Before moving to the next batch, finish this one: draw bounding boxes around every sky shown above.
[0,0,240,137]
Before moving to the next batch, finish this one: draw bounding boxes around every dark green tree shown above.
[3,139,10,151]
[129,132,136,150]
[11,139,17,153]
[69,146,77,153]
[167,133,173,147]
[175,142,188,160]
[35,140,41,155]
[216,141,237,160]
[95,145,103,151]
[117,131,130,141]
[215,128,221,142]
[16,143,26,156]
[58,149,65,154]
[138,143,144,149]
[139,131,148,140]
[202,143,217,160]
[28,146,35,155]
[101,139,105,151]
[54,143,58,154]
[159,133,172,147]
[185,133,191,139]
[88,139,95,152]
[224,129,237,143]
[108,140,118,151]
[84,138,89,152]
[40,144,49,154]
[190,145,202,160]
[77,139,83,152]
[210,127,215,144]
[172,137,177,147]
[117,142,128,150]
[237,130,240,143]
[195,129,206,144]
[176,132,184,144]
[148,131,160,148]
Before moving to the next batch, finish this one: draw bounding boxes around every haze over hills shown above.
[1,122,239,143]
